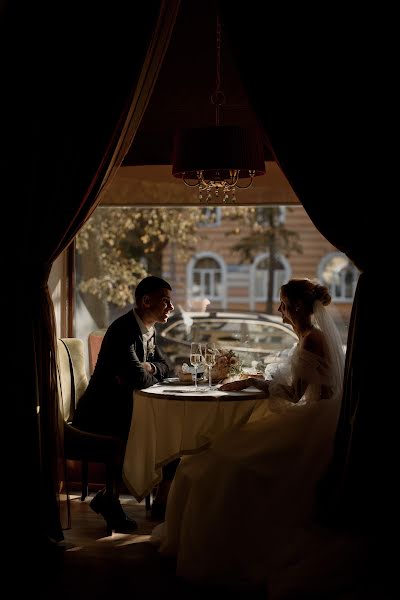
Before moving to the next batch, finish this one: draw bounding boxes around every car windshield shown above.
[158,313,297,371]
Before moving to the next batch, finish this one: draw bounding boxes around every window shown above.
[187,253,226,308]
[251,253,291,307]
[255,206,286,226]
[318,252,359,302]
[198,207,221,227]
[70,203,354,373]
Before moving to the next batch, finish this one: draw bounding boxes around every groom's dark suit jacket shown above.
[73,309,170,440]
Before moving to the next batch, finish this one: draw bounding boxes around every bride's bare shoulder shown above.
[302,329,326,357]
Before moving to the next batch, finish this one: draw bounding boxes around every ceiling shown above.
[109,0,298,206]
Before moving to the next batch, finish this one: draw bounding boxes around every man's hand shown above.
[142,361,155,374]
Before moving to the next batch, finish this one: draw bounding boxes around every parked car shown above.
[156,310,298,372]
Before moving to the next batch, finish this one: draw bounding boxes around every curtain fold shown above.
[220,2,393,533]
[2,0,180,543]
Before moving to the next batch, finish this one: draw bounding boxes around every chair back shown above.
[57,338,88,422]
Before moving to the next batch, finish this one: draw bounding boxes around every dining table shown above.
[122,379,267,502]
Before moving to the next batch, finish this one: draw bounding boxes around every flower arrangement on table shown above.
[209,347,243,384]
[176,346,242,384]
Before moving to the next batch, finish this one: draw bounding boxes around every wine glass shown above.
[190,342,203,391]
[203,343,216,390]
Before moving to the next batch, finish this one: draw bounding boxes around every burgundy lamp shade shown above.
[172,126,266,181]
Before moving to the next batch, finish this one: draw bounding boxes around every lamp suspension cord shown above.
[212,15,224,128]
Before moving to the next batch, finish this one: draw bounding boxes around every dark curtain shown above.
[221,2,394,537]
[1,1,180,545]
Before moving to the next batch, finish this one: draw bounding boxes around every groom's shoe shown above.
[89,490,105,514]
[110,497,138,533]
[90,491,137,533]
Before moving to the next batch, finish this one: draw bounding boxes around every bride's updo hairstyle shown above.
[281,278,331,314]
[282,279,344,397]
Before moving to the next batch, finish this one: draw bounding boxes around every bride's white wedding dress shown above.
[151,317,351,593]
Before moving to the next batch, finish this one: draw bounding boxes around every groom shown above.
[73,275,175,531]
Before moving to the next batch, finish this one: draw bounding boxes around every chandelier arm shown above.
[228,171,239,186]
[235,177,254,190]
[182,177,200,188]
[235,170,256,189]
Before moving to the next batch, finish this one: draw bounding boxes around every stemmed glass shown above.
[204,343,216,390]
[190,342,203,391]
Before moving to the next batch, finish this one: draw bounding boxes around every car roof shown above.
[168,310,281,321]
[161,310,296,336]
[165,310,287,325]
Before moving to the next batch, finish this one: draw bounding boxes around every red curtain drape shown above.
[220,2,394,537]
[1,0,180,544]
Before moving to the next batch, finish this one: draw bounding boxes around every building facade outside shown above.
[74,203,358,371]
[161,205,358,324]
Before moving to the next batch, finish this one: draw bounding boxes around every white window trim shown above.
[187,252,227,309]
[198,207,222,227]
[317,251,359,303]
[255,206,286,226]
[250,253,291,310]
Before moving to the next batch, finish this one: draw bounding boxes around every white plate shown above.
[162,377,204,386]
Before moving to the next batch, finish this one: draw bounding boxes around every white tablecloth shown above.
[122,384,266,501]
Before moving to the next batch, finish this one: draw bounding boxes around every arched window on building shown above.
[187,252,226,309]
[250,254,291,310]
[318,252,359,302]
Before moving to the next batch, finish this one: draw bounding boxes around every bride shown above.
[151,278,346,592]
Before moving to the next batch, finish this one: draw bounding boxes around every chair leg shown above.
[81,460,89,501]
[104,464,117,536]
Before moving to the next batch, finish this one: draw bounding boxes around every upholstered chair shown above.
[57,339,123,517]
